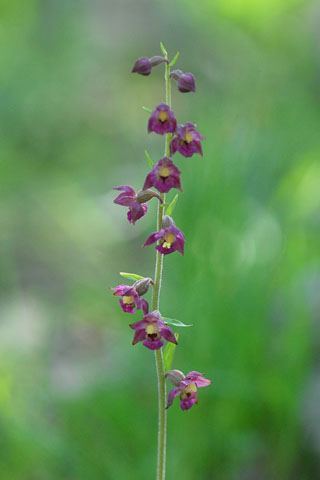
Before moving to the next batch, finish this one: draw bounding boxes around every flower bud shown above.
[133,277,153,296]
[162,215,175,229]
[178,72,196,93]
[131,57,152,76]
[150,56,168,67]
[165,369,185,386]
[136,189,163,204]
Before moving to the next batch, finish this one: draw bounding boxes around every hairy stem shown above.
[153,53,171,480]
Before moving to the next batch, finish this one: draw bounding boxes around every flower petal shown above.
[159,325,177,344]
[166,387,182,409]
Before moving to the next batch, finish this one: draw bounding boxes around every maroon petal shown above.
[166,387,182,409]
[159,325,177,344]
[114,185,136,195]
[129,319,149,331]
[114,193,136,206]
[143,231,163,247]
[139,299,149,315]
[132,329,146,345]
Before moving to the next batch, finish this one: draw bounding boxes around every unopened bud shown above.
[162,215,175,229]
[133,277,153,296]
[131,57,152,76]
[178,72,196,93]
[165,369,185,386]
[137,189,163,204]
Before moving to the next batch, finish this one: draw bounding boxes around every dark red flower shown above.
[170,123,205,158]
[143,157,182,194]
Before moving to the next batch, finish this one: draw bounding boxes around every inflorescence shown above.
[110,46,211,412]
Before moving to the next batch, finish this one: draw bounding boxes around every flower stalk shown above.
[111,43,209,480]
[152,51,171,480]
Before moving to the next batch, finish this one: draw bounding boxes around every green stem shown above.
[152,52,171,480]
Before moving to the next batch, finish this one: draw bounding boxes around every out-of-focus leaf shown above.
[165,194,178,217]
[160,42,167,56]
[120,272,145,281]
[169,51,180,67]
[163,317,192,327]
[145,150,154,167]
[142,106,152,113]
[163,333,179,372]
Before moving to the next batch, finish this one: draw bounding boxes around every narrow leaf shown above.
[120,272,145,281]
[163,333,179,372]
[145,150,154,167]
[161,203,170,208]
[163,317,192,327]
[142,106,152,113]
[165,194,178,217]
[160,42,167,57]
[169,51,180,67]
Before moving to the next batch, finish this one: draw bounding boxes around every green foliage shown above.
[165,194,179,217]
[163,333,179,372]
[169,51,180,67]
[145,150,154,167]
[163,317,192,327]
[119,272,145,281]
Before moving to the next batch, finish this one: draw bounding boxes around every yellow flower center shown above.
[146,324,157,335]
[159,167,170,178]
[162,233,176,249]
[184,132,193,143]
[181,383,197,399]
[158,111,168,123]
[123,296,134,305]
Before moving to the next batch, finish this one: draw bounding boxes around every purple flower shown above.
[110,283,149,314]
[113,185,162,225]
[166,370,211,410]
[143,224,185,255]
[130,311,177,350]
[131,57,152,76]
[143,157,182,194]
[170,123,205,158]
[148,103,177,135]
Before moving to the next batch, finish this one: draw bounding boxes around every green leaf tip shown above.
[160,42,168,57]
[120,272,145,281]
[165,194,179,217]
[163,333,179,372]
[169,51,180,67]
[145,150,154,167]
[163,317,192,327]
[142,106,152,113]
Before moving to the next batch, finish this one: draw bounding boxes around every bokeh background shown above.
[1,0,320,478]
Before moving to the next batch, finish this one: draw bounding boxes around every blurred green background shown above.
[1,0,320,479]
